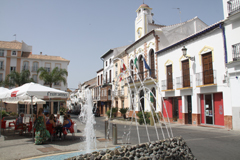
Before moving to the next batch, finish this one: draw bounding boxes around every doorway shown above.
[172,97,179,122]
[205,94,213,124]
[187,96,192,124]
[140,90,144,111]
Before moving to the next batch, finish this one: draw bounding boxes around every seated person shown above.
[63,115,71,128]
[45,112,49,122]
[67,114,73,124]
[16,113,27,135]
[46,114,56,127]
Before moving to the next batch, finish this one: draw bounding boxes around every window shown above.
[0,74,3,82]
[0,61,3,70]
[10,67,16,72]
[109,70,111,83]
[167,65,173,89]
[32,75,38,82]
[101,74,103,84]
[23,61,29,70]
[55,63,61,69]
[54,82,60,86]
[105,71,108,83]
[45,63,51,72]
[32,62,38,72]
[0,50,4,57]
[98,76,99,85]
[106,61,107,67]
[12,51,16,56]
[110,59,111,64]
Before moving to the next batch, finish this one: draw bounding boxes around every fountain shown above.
[79,89,97,153]
[68,58,196,160]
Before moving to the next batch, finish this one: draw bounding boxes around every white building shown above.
[223,0,240,130]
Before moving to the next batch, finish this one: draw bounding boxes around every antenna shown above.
[173,8,182,23]
[13,34,16,41]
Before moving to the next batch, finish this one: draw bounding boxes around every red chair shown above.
[46,123,55,142]
[27,121,36,135]
[63,123,75,140]
[14,123,24,135]
[1,120,6,132]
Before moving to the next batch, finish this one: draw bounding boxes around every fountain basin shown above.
[66,137,196,160]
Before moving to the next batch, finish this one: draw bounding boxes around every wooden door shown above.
[150,50,155,78]
[167,65,173,89]
[202,52,213,84]
[182,60,190,87]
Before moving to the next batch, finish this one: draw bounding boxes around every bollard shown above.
[105,121,109,139]
[112,123,117,145]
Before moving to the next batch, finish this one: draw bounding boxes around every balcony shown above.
[126,69,157,84]
[228,0,240,16]
[100,85,112,101]
[112,90,124,97]
[22,66,30,71]
[176,75,193,89]
[232,43,240,61]
[161,79,175,91]
[196,69,217,87]
[103,78,112,85]
[32,66,39,72]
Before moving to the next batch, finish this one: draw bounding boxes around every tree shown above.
[37,67,68,88]
[0,70,34,87]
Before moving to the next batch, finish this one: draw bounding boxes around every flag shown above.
[134,57,138,69]
[123,63,126,71]
[119,67,123,82]
[143,58,151,76]
[150,92,154,103]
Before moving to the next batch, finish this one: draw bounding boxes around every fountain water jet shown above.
[79,89,97,153]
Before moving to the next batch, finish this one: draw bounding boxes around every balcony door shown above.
[182,60,190,87]
[150,49,155,78]
[138,55,144,81]
[202,52,213,85]
[167,65,173,89]
[139,90,144,111]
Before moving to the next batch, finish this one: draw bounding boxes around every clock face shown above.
[137,27,142,38]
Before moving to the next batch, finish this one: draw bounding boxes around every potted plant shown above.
[119,107,128,119]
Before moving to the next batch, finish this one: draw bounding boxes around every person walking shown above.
[34,108,50,145]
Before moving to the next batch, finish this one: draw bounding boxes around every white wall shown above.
[157,27,232,116]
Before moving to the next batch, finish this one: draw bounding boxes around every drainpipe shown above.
[219,23,228,64]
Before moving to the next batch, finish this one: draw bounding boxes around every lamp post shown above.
[182,46,195,61]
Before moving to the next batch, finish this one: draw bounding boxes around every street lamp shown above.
[182,46,195,61]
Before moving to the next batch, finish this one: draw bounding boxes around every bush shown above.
[10,112,18,116]
[137,111,151,125]
[1,110,8,118]
[60,107,68,115]
[119,107,128,119]
[106,107,118,118]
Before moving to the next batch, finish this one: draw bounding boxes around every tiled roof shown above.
[0,40,22,50]
[27,54,70,62]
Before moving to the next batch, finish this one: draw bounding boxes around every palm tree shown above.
[0,70,34,87]
[37,67,68,87]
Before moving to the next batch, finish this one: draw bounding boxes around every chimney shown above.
[40,52,42,55]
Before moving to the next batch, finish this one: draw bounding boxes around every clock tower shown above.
[135,3,153,41]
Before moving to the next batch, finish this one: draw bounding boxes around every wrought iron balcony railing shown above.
[228,0,240,16]
[112,90,124,97]
[176,75,193,89]
[233,43,240,61]
[22,66,30,71]
[196,69,217,86]
[161,79,175,90]
[32,66,39,72]
[126,69,157,84]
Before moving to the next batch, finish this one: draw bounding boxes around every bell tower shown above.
[135,3,153,41]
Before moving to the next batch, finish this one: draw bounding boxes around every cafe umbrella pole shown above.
[31,96,34,142]
[0,99,2,138]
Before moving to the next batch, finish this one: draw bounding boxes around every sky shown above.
[0,0,224,90]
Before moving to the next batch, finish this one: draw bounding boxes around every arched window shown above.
[150,49,155,78]
[138,55,144,81]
